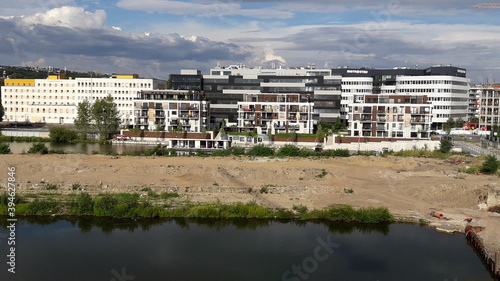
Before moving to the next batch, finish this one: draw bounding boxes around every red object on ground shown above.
[464,218,473,223]
[431,211,444,219]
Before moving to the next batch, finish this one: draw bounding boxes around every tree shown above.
[92,95,120,141]
[74,99,92,139]
[333,117,343,130]
[0,143,12,154]
[455,117,465,128]
[439,139,453,153]
[49,125,78,143]
[480,155,499,175]
[442,117,455,135]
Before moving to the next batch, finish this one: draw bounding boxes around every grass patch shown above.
[300,205,393,223]
[315,169,328,178]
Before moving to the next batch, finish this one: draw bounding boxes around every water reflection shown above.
[1,216,391,235]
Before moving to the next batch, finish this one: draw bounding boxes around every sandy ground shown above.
[1,154,499,254]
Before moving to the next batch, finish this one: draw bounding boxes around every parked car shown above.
[115,135,129,141]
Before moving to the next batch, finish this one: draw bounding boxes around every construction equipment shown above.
[475,3,500,8]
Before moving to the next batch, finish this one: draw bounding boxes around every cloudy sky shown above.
[0,0,499,83]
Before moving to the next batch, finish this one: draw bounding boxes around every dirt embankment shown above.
[1,154,499,253]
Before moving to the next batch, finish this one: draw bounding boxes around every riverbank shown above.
[1,154,499,252]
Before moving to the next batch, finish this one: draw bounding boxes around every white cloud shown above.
[19,6,106,29]
[21,57,46,68]
[0,0,75,17]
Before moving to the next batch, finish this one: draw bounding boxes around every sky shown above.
[0,0,499,83]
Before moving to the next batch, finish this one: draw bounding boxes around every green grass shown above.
[300,205,393,223]
[0,192,394,223]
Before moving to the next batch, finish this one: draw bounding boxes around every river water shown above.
[0,217,495,281]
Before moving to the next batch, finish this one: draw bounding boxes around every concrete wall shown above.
[0,129,50,138]
[324,135,440,152]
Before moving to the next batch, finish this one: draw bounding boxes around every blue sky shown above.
[1,0,499,83]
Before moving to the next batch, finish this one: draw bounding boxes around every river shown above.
[0,217,495,281]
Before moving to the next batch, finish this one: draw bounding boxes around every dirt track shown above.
[1,154,499,254]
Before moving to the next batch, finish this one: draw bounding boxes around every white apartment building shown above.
[340,77,374,117]
[1,74,166,125]
[395,76,469,129]
[134,90,209,132]
[237,93,315,134]
[476,86,500,130]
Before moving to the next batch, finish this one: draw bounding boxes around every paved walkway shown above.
[453,139,500,159]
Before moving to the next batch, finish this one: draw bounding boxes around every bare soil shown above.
[1,154,499,254]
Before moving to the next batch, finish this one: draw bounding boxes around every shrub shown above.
[439,139,453,153]
[480,155,499,175]
[211,149,232,157]
[49,125,78,143]
[46,183,58,190]
[93,194,119,216]
[292,204,308,215]
[27,143,49,154]
[160,192,179,199]
[277,144,301,157]
[72,193,94,215]
[231,147,246,156]
[247,144,275,157]
[0,143,12,154]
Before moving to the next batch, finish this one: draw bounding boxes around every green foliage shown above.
[71,193,94,215]
[292,204,308,215]
[45,183,58,190]
[160,192,180,199]
[344,188,354,194]
[27,142,49,154]
[480,155,500,175]
[247,144,275,157]
[74,99,92,139]
[439,139,453,154]
[231,147,246,156]
[277,144,301,157]
[49,125,78,143]
[25,199,59,215]
[0,143,12,154]
[92,95,120,141]
[145,144,177,156]
[301,205,393,223]
[442,117,455,134]
[455,117,465,128]
[324,149,350,157]
[93,193,119,216]
[211,149,232,157]
[315,169,328,178]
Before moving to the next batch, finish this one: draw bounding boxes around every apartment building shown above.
[476,85,500,130]
[237,93,315,134]
[1,73,166,125]
[171,65,341,125]
[347,95,432,139]
[134,90,209,132]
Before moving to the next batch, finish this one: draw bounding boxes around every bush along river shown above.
[0,192,497,281]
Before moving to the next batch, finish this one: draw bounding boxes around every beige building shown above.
[1,73,166,125]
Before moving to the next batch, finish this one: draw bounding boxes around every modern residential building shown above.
[334,65,470,130]
[1,73,166,125]
[171,64,470,132]
[347,95,432,139]
[477,85,500,130]
[134,90,209,132]
[171,65,341,126]
[237,93,316,134]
